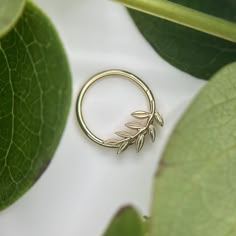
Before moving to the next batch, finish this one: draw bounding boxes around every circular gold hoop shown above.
[76,69,164,154]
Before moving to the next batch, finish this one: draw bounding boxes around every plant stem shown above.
[114,0,236,43]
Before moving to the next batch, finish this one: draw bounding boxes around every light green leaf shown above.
[116,0,236,43]
[0,2,71,210]
[103,206,144,236]
[0,0,26,37]
[129,0,236,79]
[151,62,236,236]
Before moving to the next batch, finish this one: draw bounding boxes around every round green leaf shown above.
[0,2,71,210]
[151,62,236,236]
[103,206,144,236]
[129,0,236,79]
[0,0,26,37]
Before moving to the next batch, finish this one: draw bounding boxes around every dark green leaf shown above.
[103,206,144,236]
[151,62,236,236]
[129,0,236,79]
[0,2,71,210]
[0,0,26,37]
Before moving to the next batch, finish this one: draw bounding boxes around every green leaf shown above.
[0,0,26,37]
[0,2,71,210]
[151,62,236,236]
[129,0,236,79]
[103,206,144,236]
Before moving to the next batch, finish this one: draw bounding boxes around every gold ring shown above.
[76,69,164,154]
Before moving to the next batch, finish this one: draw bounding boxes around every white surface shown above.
[0,1,205,236]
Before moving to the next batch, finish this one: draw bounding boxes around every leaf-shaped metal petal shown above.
[125,121,143,130]
[148,124,156,142]
[117,141,129,154]
[103,139,120,146]
[136,134,145,152]
[115,131,132,138]
[154,111,164,127]
[131,110,151,119]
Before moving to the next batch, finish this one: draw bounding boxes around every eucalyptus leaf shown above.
[103,206,144,236]
[0,2,71,210]
[129,0,236,79]
[151,62,236,236]
[0,0,26,37]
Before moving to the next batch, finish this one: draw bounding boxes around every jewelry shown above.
[76,69,164,154]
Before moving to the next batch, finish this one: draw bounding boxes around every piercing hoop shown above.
[76,69,164,154]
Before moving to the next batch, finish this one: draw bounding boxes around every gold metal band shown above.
[76,69,163,154]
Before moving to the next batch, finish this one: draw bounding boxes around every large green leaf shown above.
[129,0,236,79]
[0,0,26,37]
[103,206,144,236]
[151,62,236,236]
[0,2,71,210]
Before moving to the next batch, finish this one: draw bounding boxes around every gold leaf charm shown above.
[131,111,151,119]
[117,141,129,154]
[103,109,163,153]
[154,111,164,127]
[115,131,132,138]
[136,134,145,152]
[103,139,120,146]
[125,121,143,130]
[148,124,156,142]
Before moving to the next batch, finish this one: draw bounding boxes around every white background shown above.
[0,0,205,235]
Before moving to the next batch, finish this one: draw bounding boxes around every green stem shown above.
[114,0,236,43]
